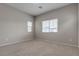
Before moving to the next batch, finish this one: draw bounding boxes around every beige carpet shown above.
[0,40,79,56]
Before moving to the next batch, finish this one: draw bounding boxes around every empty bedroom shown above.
[0,3,79,56]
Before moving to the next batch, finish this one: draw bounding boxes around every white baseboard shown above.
[0,39,32,47]
[37,38,78,48]
[0,38,78,48]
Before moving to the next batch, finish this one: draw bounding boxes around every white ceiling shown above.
[7,3,71,16]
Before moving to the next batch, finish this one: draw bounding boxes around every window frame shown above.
[27,21,32,32]
[42,19,58,33]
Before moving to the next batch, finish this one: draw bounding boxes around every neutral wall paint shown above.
[78,4,79,47]
[35,4,77,47]
[0,4,34,46]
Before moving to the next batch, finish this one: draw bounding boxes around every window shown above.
[42,19,58,32]
[27,21,32,32]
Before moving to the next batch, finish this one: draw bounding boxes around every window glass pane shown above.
[42,20,49,32]
[42,27,49,32]
[28,26,32,32]
[50,20,54,28]
[49,19,58,32]
[27,21,32,26]
[50,19,57,28]
[50,28,57,32]
[27,21,32,32]
[53,29,57,32]
[42,19,58,32]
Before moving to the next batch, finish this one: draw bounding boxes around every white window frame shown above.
[42,19,58,32]
[27,21,32,32]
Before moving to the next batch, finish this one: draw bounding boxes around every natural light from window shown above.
[42,19,58,32]
[27,21,32,32]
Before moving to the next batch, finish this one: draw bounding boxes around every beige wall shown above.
[35,4,78,47]
[0,4,34,46]
[0,3,78,47]
[78,4,79,47]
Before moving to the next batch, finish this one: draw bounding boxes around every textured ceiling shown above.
[7,3,71,16]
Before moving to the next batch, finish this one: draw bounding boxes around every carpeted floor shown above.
[0,40,79,56]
